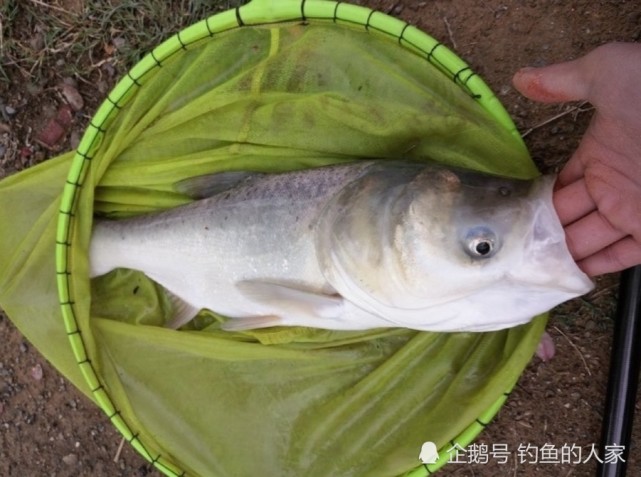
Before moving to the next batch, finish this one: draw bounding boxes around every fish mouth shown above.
[511,175,594,295]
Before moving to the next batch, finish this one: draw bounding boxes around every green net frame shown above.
[55,1,526,475]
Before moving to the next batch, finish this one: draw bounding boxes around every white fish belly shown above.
[89,175,352,319]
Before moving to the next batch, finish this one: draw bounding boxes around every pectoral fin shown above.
[164,290,201,329]
[231,281,345,329]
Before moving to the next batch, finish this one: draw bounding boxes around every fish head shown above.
[395,168,594,330]
[450,171,592,291]
[317,162,594,332]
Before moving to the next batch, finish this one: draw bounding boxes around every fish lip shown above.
[505,271,594,295]
[508,174,594,295]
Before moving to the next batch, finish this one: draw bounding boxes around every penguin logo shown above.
[419,441,439,464]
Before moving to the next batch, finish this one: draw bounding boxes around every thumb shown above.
[512,59,591,104]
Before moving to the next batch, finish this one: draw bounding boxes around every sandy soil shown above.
[1,1,640,476]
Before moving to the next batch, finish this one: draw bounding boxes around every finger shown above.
[556,132,597,186]
[577,236,641,276]
[553,178,596,225]
[563,210,627,261]
[512,60,590,104]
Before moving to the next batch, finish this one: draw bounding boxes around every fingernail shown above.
[516,66,536,75]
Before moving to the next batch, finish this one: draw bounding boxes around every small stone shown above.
[112,37,127,50]
[4,106,16,116]
[62,453,78,466]
[97,80,109,94]
[19,343,27,353]
[56,104,74,128]
[35,120,66,149]
[30,364,43,381]
[60,84,84,112]
[28,31,45,51]
[33,150,45,163]
[62,77,78,88]
[35,104,74,150]
[535,331,556,362]
[69,130,81,150]
[26,82,44,96]
[101,62,116,78]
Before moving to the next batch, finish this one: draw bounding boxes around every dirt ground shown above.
[1,1,640,476]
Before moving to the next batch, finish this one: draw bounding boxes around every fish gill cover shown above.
[0,2,545,476]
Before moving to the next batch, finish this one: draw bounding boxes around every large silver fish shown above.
[89,161,593,332]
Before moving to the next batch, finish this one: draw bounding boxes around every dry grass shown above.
[0,0,243,83]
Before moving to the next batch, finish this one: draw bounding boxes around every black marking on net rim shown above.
[453,67,482,99]
[301,0,308,21]
[75,149,93,162]
[235,6,245,26]
[105,95,123,110]
[176,31,188,50]
[398,23,411,45]
[126,70,142,87]
[476,418,489,427]
[150,49,163,67]
[332,2,342,23]
[423,463,434,474]
[365,9,376,30]
[89,120,107,134]
[205,17,215,36]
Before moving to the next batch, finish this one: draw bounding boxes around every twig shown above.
[521,101,593,138]
[28,0,72,15]
[0,16,4,59]
[442,17,457,50]
[113,436,126,463]
[553,325,592,376]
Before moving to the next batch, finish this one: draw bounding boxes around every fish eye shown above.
[463,226,499,259]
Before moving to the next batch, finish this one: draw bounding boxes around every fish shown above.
[89,160,594,332]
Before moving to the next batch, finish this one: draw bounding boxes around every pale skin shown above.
[512,43,641,277]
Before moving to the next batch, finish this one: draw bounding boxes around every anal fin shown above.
[221,315,282,331]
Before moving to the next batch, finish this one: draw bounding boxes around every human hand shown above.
[513,43,641,276]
